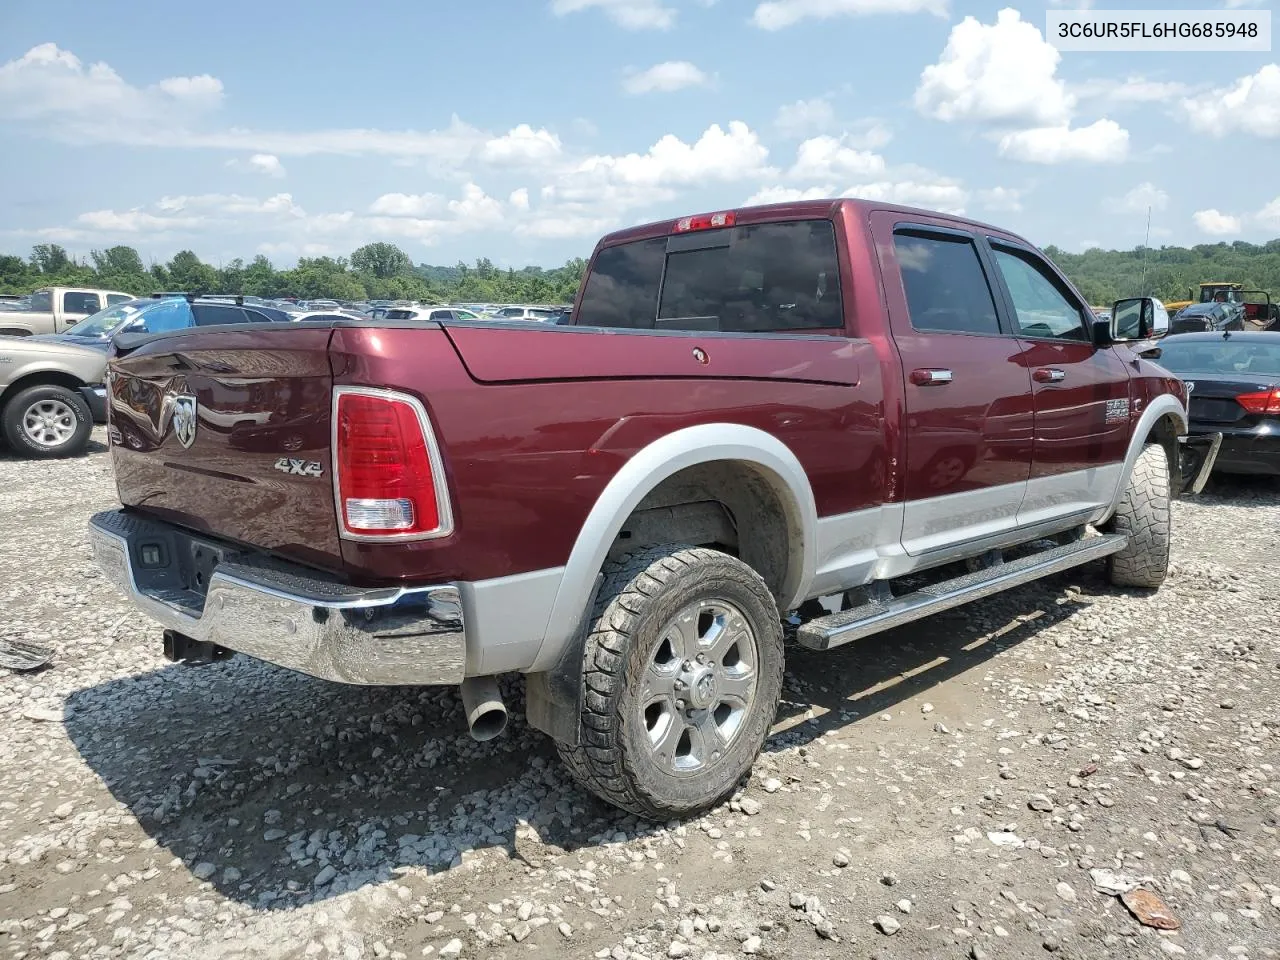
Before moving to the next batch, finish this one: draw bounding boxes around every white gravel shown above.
[1,428,1278,959]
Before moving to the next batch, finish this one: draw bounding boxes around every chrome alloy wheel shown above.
[638,598,759,776]
[22,399,77,448]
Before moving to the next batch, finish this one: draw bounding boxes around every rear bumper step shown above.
[88,509,466,685]
[796,533,1128,651]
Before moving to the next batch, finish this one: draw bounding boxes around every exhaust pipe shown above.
[459,676,508,741]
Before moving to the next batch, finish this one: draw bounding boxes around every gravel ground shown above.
[2,427,1279,960]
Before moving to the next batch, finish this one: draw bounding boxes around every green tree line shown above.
[0,242,587,305]
[6,238,1280,309]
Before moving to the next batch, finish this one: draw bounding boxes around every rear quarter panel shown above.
[330,323,888,584]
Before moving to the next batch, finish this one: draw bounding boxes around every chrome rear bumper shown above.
[88,509,466,685]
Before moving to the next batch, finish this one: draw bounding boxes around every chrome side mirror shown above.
[1111,296,1170,342]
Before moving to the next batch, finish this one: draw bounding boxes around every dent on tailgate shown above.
[109,325,344,573]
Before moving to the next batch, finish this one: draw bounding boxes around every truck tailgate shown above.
[108,325,343,573]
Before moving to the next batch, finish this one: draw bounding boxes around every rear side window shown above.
[63,291,100,314]
[242,308,279,323]
[429,310,454,321]
[497,307,526,318]
[576,238,666,329]
[894,232,1000,336]
[30,290,52,312]
[192,304,248,326]
[385,309,418,320]
[577,220,843,333]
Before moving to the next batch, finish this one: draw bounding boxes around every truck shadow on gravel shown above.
[63,566,1111,911]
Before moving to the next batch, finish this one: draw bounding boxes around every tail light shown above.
[333,387,453,540]
[1236,387,1280,416]
[673,211,735,233]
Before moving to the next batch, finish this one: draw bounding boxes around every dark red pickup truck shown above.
[90,199,1214,820]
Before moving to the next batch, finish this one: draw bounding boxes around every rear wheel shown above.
[1106,443,1171,589]
[2,384,93,459]
[557,545,784,821]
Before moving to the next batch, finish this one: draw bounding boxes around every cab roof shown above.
[594,197,1034,251]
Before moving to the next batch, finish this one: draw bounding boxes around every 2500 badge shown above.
[273,457,323,477]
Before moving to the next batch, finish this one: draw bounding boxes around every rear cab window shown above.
[63,291,101,314]
[576,219,844,334]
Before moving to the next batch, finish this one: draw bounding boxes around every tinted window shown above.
[497,307,526,318]
[894,232,1000,335]
[576,238,666,329]
[429,310,455,321]
[63,291,100,314]
[578,222,843,333]
[1157,339,1280,376]
[30,290,52,312]
[991,246,1088,341]
[106,293,132,306]
[140,299,195,334]
[385,309,419,320]
[242,309,279,323]
[192,304,249,326]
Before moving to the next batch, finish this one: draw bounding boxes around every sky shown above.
[0,0,1277,270]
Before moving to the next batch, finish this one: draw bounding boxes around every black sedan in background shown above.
[1155,332,1280,476]
[1170,301,1245,335]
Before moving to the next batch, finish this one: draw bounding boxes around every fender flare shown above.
[532,423,818,672]
[1097,393,1187,525]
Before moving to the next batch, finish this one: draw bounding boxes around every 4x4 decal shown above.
[273,457,323,477]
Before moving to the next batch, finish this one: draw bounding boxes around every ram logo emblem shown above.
[172,395,198,449]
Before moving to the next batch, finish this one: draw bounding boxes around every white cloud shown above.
[368,193,444,217]
[844,179,968,213]
[752,0,947,31]
[571,121,771,190]
[447,183,505,225]
[915,9,1073,126]
[550,0,678,29]
[622,61,709,94]
[976,186,1023,212]
[0,43,224,127]
[514,215,620,239]
[509,188,531,211]
[1182,64,1280,138]
[229,153,287,178]
[997,120,1129,163]
[1193,209,1242,235]
[1256,196,1280,230]
[1114,182,1169,214]
[1074,76,1190,105]
[774,98,837,137]
[476,124,563,165]
[744,185,833,205]
[788,134,886,180]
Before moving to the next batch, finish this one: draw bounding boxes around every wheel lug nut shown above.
[683,660,694,670]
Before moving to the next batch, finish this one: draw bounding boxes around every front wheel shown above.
[557,545,784,821]
[1106,442,1171,589]
[2,384,93,459]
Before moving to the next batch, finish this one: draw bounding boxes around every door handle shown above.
[1033,367,1066,383]
[910,368,953,386]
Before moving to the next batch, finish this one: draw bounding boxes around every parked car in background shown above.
[383,305,484,322]
[0,287,135,337]
[90,197,1201,820]
[1170,301,1244,335]
[0,295,289,458]
[489,305,562,321]
[1153,332,1280,476]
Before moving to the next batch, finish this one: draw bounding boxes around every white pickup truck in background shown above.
[0,287,135,336]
